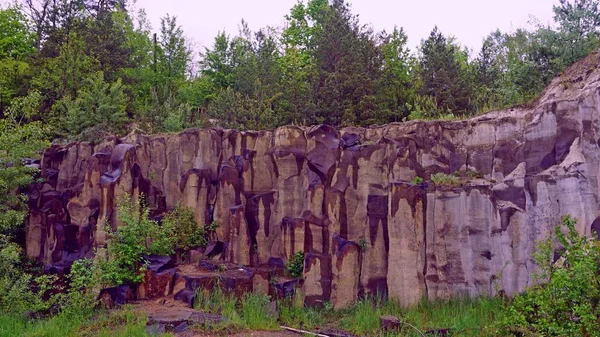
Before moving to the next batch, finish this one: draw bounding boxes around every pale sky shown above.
[134,0,559,55]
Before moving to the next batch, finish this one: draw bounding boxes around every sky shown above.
[134,0,560,55]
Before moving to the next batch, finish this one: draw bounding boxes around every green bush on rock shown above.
[502,215,600,337]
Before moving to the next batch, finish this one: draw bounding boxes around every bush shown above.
[431,172,461,187]
[63,71,128,141]
[161,204,208,250]
[503,215,600,337]
[100,195,176,286]
[286,251,304,279]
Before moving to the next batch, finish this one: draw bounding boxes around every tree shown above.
[0,93,49,313]
[62,71,128,140]
[376,27,416,122]
[312,0,381,126]
[0,6,36,113]
[419,26,473,115]
[553,0,600,66]
[158,14,190,90]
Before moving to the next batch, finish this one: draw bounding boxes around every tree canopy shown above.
[0,0,598,136]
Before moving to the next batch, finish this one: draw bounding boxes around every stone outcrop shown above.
[26,53,600,308]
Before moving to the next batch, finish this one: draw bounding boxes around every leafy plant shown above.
[410,176,423,185]
[358,238,368,252]
[161,204,208,250]
[62,71,129,141]
[503,215,600,337]
[431,172,461,187]
[218,264,227,272]
[100,195,176,286]
[287,251,305,279]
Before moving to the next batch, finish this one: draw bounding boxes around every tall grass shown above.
[0,306,168,337]
[337,295,503,337]
[278,296,324,330]
[193,285,277,331]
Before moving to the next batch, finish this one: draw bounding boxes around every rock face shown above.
[25,53,600,308]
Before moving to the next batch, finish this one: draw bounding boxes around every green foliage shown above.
[194,286,276,331]
[62,71,128,141]
[358,238,368,252]
[430,172,461,187]
[240,292,278,330]
[406,94,456,121]
[100,195,176,286]
[100,199,219,286]
[0,305,166,337]
[286,251,305,279]
[278,294,324,329]
[503,215,600,336]
[339,297,383,335]
[419,26,473,116]
[0,98,49,315]
[161,204,208,250]
[410,176,424,185]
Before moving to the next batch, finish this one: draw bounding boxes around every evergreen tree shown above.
[419,26,472,115]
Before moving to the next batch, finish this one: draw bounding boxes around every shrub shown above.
[161,204,208,250]
[63,71,128,141]
[286,251,305,279]
[431,172,461,187]
[503,215,600,337]
[100,195,176,286]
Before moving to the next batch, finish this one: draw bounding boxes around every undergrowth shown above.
[193,285,278,332]
[0,306,170,337]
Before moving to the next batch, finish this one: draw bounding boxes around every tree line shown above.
[1,0,600,140]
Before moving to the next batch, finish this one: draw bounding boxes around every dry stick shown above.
[279,326,330,337]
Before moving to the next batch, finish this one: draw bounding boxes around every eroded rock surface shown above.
[26,53,600,307]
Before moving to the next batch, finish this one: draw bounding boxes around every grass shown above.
[190,286,504,336]
[193,285,278,333]
[2,287,504,337]
[278,293,326,330]
[0,306,171,337]
[333,296,503,337]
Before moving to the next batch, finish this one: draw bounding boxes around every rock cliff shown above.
[25,53,600,308]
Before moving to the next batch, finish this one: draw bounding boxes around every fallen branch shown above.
[280,325,330,337]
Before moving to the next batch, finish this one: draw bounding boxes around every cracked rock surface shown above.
[26,53,600,307]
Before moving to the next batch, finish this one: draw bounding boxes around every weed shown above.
[240,292,278,330]
[431,172,461,187]
[466,169,484,179]
[358,238,368,252]
[286,251,305,279]
[218,264,227,272]
[410,176,424,185]
[278,293,323,329]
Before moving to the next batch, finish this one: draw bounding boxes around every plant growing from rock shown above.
[431,172,461,187]
[410,176,424,185]
[287,251,305,279]
[358,238,368,252]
